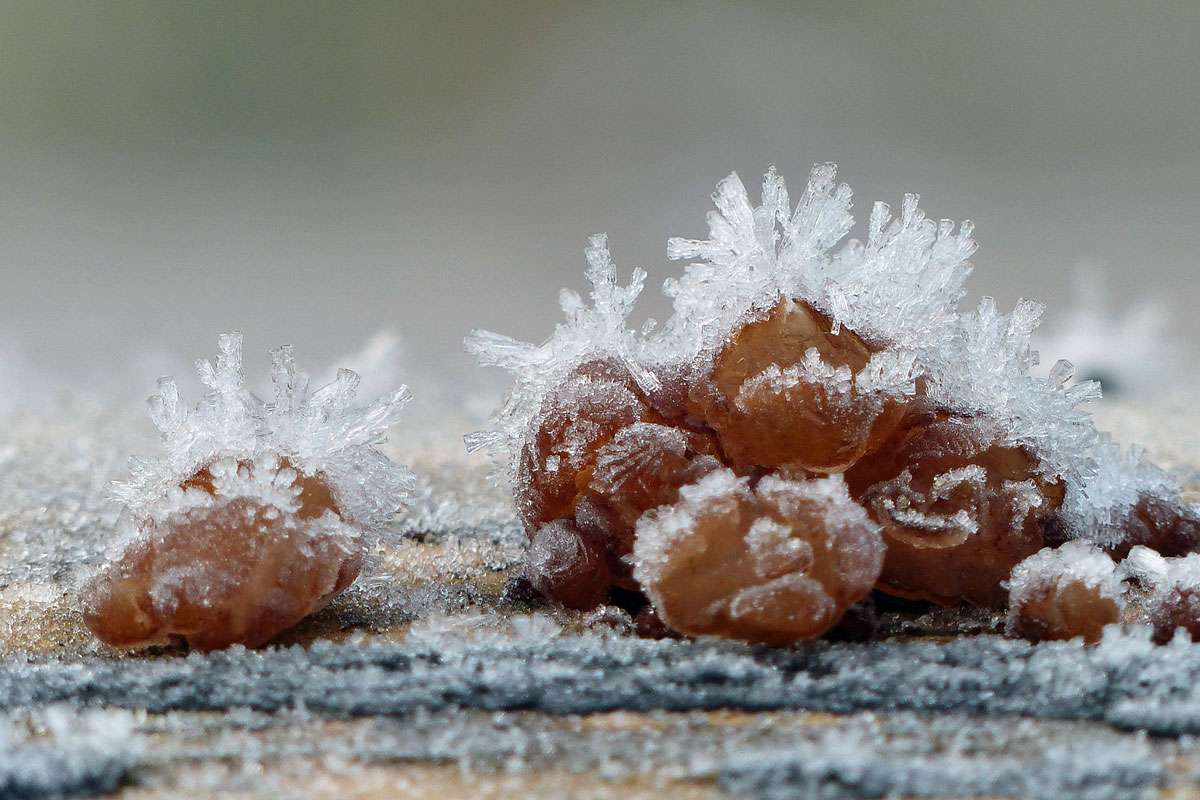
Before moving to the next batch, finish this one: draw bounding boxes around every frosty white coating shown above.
[1126,546,1200,597]
[630,468,748,585]
[662,167,1094,490]
[114,332,415,528]
[1122,545,1171,587]
[1063,440,1184,548]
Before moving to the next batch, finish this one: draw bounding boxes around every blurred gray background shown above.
[1,0,1197,396]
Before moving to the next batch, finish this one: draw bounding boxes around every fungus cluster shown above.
[469,165,1200,644]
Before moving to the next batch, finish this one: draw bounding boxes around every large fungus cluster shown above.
[82,334,413,650]
[469,165,1200,645]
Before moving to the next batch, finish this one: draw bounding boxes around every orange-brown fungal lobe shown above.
[846,408,1064,607]
[516,359,727,605]
[1009,579,1120,644]
[581,423,721,558]
[633,470,883,645]
[1108,494,1200,560]
[82,458,362,651]
[1147,586,1200,644]
[83,333,411,651]
[1118,548,1200,644]
[179,458,340,520]
[691,298,904,474]
[515,360,664,533]
[524,519,613,611]
[523,421,723,601]
[1005,542,1123,645]
[472,168,1199,646]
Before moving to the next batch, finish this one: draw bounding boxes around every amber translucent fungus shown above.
[472,171,1197,644]
[845,408,1064,607]
[515,360,663,533]
[1147,586,1200,644]
[1005,542,1123,645]
[1109,494,1200,559]
[633,469,883,645]
[690,298,904,474]
[579,422,721,564]
[524,519,613,611]
[1116,548,1200,644]
[82,458,361,651]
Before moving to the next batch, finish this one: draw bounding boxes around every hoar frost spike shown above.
[82,333,414,651]
[469,164,1200,646]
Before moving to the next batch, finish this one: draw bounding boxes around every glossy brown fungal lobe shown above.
[516,295,1072,640]
[580,423,722,567]
[517,359,722,603]
[514,286,1200,647]
[1147,584,1200,644]
[524,519,613,611]
[479,168,1200,648]
[633,470,883,645]
[691,298,903,474]
[1005,542,1123,645]
[1119,548,1200,644]
[1009,578,1120,645]
[1107,495,1200,560]
[82,458,361,651]
[515,360,665,533]
[845,408,1066,607]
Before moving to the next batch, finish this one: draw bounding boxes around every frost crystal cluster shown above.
[469,164,1200,645]
[82,333,414,651]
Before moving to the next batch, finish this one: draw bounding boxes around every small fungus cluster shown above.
[82,335,413,650]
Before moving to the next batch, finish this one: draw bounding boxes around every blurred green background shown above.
[1,1,1197,389]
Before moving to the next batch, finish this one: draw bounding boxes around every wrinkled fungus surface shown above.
[83,459,362,650]
[82,335,413,650]
[469,165,1200,645]
[845,408,1065,607]
[1005,541,1123,644]
[1120,547,1200,644]
[633,470,883,644]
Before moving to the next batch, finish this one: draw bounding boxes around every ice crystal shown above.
[469,166,1069,479]
[464,234,658,477]
[1008,541,1125,604]
[115,332,415,528]
[1062,440,1186,549]
[662,165,974,362]
[325,328,407,404]
[3,625,1200,735]
[921,299,1103,483]
[1118,545,1200,643]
